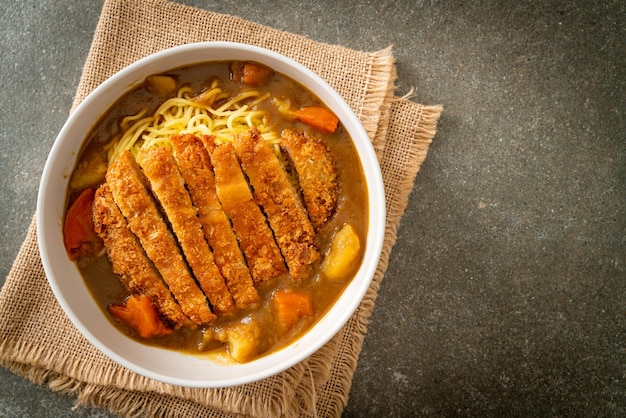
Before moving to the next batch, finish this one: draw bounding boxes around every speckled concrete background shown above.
[0,1,624,416]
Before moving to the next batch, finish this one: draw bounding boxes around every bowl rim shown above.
[37,41,386,387]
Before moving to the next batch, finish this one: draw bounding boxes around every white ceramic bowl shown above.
[37,42,385,388]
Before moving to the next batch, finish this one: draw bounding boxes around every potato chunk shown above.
[216,321,261,363]
[321,223,361,282]
[144,75,177,96]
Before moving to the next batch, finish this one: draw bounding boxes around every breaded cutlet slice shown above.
[234,128,319,281]
[170,134,259,308]
[106,150,215,325]
[204,139,287,284]
[92,183,193,328]
[137,145,234,315]
[279,129,338,231]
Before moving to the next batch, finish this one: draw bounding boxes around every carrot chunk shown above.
[272,288,313,332]
[292,106,339,133]
[240,62,272,86]
[108,294,172,338]
[63,188,103,260]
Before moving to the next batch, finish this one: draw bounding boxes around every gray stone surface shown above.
[0,0,624,416]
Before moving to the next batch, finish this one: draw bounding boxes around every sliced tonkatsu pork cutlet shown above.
[106,150,215,325]
[279,129,338,231]
[170,134,259,308]
[92,183,192,328]
[234,128,320,280]
[137,145,234,315]
[204,139,288,284]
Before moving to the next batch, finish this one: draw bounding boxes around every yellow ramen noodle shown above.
[107,79,279,164]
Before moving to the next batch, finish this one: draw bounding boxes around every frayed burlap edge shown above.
[370,63,398,161]
[360,45,396,146]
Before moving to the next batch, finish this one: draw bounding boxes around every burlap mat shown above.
[0,0,442,416]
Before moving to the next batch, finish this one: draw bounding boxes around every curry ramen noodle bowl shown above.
[64,60,369,364]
